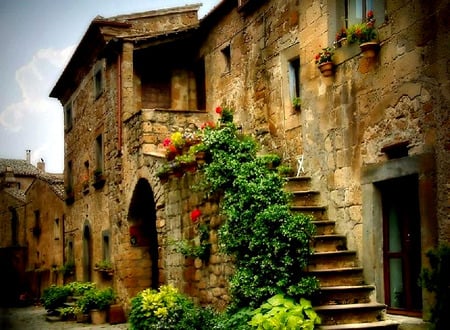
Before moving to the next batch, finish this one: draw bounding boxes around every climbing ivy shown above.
[195,108,319,310]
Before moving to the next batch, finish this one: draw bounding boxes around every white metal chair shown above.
[296,154,305,176]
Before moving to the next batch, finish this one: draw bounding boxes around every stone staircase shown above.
[286,176,398,329]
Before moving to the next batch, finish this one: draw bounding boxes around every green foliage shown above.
[77,287,115,312]
[172,224,211,262]
[129,285,215,330]
[214,308,254,330]
[419,244,450,330]
[95,259,113,271]
[59,261,75,276]
[41,285,71,311]
[65,281,96,296]
[195,113,318,309]
[248,294,321,330]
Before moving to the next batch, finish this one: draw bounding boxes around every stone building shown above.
[48,0,449,328]
[0,154,65,305]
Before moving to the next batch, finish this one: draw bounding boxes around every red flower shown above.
[215,106,223,115]
[190,209,202,223]
[201,121,216,129]
[163,137,172,147]
[367,10,374,19]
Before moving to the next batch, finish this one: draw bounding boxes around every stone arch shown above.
[128,178,159,290]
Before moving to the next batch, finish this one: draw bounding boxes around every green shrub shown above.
[65,281,96,296]
[248,294,321,330]
[420,244,450,330]
[76,287,115,312]
[41,285,71,311]
[196,116,318,309]
[129,285,214,330]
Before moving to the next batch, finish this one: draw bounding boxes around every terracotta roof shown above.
[0,159,39,176]
[3,187,26,203]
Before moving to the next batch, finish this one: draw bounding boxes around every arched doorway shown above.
[128,178,159,289]
[82,223,92,282]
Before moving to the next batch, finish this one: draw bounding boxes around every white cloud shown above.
[0,45,74,172]
[0,45,74,131]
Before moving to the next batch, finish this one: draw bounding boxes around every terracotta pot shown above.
[318,61,334,77]
[359,41,379,58]
[90,309,107,325]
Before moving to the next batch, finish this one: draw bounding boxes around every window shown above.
[337,0,385,29]
[221,45,231,73]
[54,218,60,240]
[95,134,104,173]
[94,66,103,99]
[64,101,73,131]
[288,57,301,102]
[102,230,111,262]
[67,160,74,193]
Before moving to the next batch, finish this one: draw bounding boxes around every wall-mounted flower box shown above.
[92,170,106,189]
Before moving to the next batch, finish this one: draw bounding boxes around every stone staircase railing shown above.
[286,176,399,330]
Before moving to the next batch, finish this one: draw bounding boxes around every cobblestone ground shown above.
[0,305,129,330]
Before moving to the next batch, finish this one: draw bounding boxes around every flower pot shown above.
[76,312,89,323]
[109,304,126,324]
[359,41,379,58]
[318,61,334,77]
[90,309,107,325]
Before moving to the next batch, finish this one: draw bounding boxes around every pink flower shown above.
[190,209,202,223]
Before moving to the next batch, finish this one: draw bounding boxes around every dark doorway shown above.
[128,179,159,290]
[82,224,92,282]
[379,175,422,316]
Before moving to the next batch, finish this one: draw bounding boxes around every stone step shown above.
[315,302,387,326]
[285,176,312,191]
[312,234,347,252]
[313,220,336,235]
[319,320,399,329]
[291,205,327,220]
[309,267,365,287]
[313,285,375,305]
[309,250,358,270]
[291,190,321,206]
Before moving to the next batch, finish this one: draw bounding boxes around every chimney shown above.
[37,158,45,173]
[26,150,31,163]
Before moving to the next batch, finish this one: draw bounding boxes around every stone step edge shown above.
[318,284,375,292]
[318,320,399,329]
[308,267,364,274]
[312,250,356,257]
[315,302,386,312]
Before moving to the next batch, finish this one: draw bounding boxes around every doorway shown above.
[379,175,422,316]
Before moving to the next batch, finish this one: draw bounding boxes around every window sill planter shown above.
[359,41,379,58]
[92,176,106,189]
[318,61,334,77]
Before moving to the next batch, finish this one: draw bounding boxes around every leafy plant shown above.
[248,294,321,329]
[314,47,334,65]
[77,287,115,312]
[95,259,113,271]
[129,285,210,330]
[41,285,71,311]
[65,281,96,296]
[419,244,450,329]
[58,261,75,276]
[172,224,211,262]
[347,10,377,44]
[193,111,318,309]
[292,97,302,109]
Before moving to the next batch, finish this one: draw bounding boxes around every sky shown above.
[0,0,218,173]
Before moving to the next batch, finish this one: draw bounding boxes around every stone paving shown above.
[0,305,129,330]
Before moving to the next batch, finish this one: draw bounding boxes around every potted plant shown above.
[315,47,335,76]
[156,163,172,184]
[94,259,114,276]
[78,287,115,325]
[347,10,379,57]
[334,27,347,47]
[92,169,106,189]
[292,96,302,111]
[176,153,197,173]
